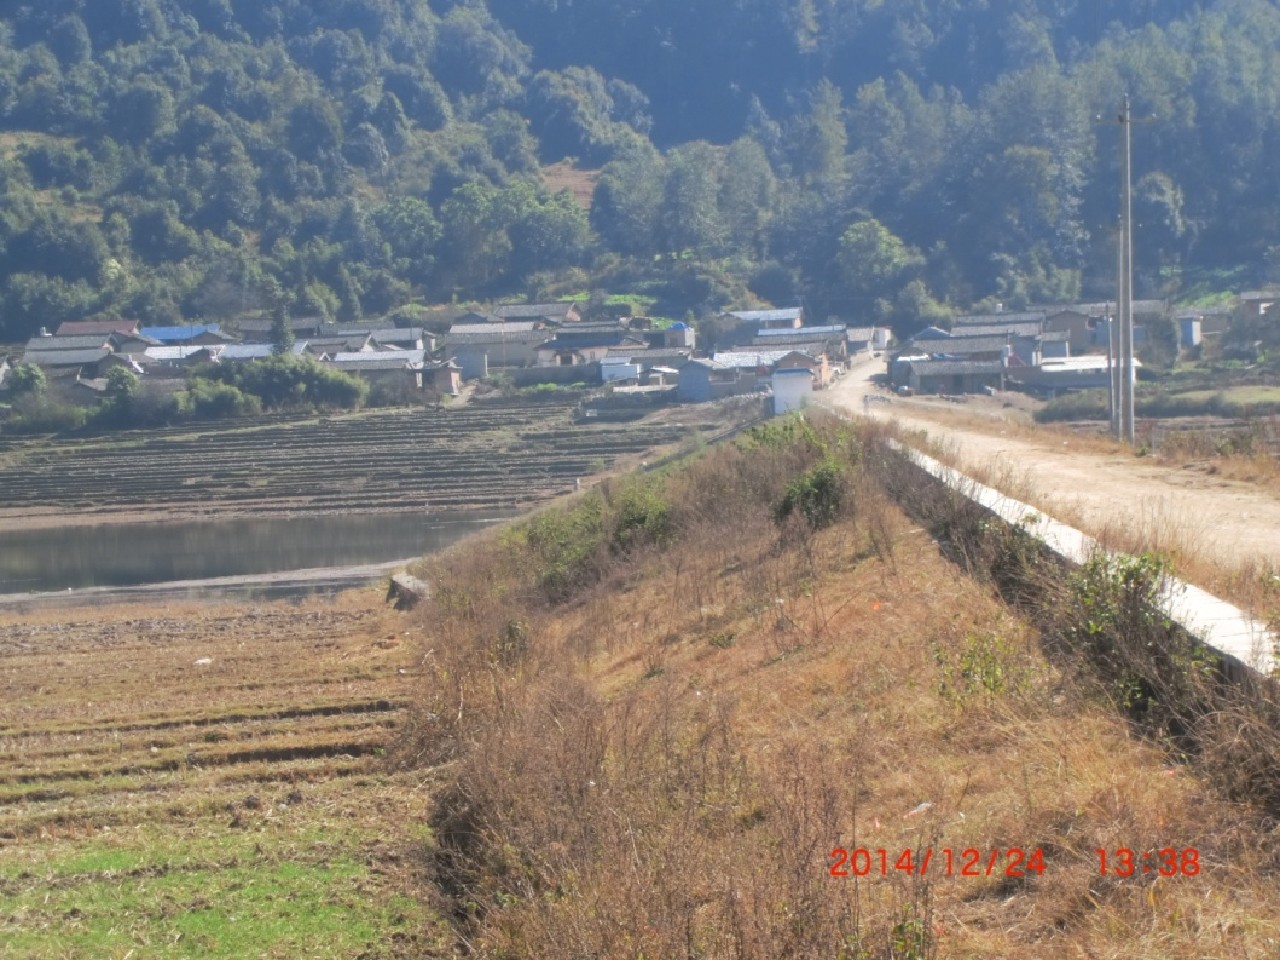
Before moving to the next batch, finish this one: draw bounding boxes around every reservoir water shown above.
[0,510,518,594]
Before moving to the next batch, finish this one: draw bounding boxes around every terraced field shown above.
[0,397,729,526]
[0,589,446,958]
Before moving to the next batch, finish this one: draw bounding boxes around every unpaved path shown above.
[822,353,1280,577]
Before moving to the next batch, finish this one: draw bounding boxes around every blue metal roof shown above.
[139,324,222,343]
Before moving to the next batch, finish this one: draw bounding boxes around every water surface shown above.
[0,510,517,594]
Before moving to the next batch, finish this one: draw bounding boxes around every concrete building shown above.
[903,359,1005,395]
[727,307,804,330]
[771,367,813,414]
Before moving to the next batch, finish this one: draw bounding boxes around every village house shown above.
[844,326,877,354]
[140,324,237,346]
[325,350,427,389]
[54,319,141,337]
[424,359,463,395]
[24,334,117,356]
[603,345,695,378]
[233,316,328,339]
[1237,290,1278,319]
[951,310,1046,329]
[302,334,373,356]
[22,347,115,379]
[535,321,646,367]
[726,307,805,331]
[141,345,220,371]
[217,343,309,363]
[491,302,581,324]
[774,349,831,387]
[771,367,814,414]
[367,327,428,351]
[677,358,761,402]
[442,323,551,378]
[902,358,1005,395]
[750,327,848,364]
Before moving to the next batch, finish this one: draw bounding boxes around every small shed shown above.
[426,359,463,395]
[771,367,813,414]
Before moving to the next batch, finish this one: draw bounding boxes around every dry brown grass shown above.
[398,415,1280,958]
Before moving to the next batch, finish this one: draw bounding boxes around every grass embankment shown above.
[0,593,449,958]
[396,414,1280,958]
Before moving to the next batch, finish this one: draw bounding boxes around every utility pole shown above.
[1109,222,1121,439]
[1098,95,1153,443]
[1119,94,1136,445]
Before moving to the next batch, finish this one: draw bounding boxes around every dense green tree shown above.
[7,362,46,396]
[591,140,664,257]
[835,217,924,300]
[720,137,777,259]
[660,142,725,257]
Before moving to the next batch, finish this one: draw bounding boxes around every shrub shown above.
[609,478,673,555]
[775,457,846,530]
[3,393,88,434]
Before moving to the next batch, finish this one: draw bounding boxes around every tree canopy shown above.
[0,0,1277,343]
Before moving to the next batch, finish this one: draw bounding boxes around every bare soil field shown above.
[0,397,732,530]
[0,588,446,958]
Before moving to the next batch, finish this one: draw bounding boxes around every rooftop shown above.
[903,359,1006,375]
[25,348,111,366]
[143,345,216,361]
[327,350,426,370]
[139,324,226,343]
[727,307,803,324]
[712,349,814,368]
[219,343,308,360]
[756,324,844,337]
[954,322,1042,338]
[951,311,1046,326]
[491,302,578,319]
[25,335,113,352]
[55,320,140,336]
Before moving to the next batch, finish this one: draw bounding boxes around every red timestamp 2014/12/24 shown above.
[828,848,1046,879]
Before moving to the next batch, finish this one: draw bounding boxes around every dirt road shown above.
[822,353,1280,579]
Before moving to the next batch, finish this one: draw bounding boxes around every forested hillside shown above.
[0,0,1278,343]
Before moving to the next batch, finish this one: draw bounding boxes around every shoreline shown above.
[0,500,534,532]
[0,557,422,610]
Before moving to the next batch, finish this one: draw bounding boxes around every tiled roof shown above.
[756,324,844,337]
[712,349,812,368]
[727,307,803,323]
[957,320,1044,330]
[25,335,112,352]
[219,343,308,360]
[954,322,1042,337]
[143,345,215,361]
[26,348,111,366]
[55,320,140,336]
[444,327,550,345]
[448,321,538,335]
[491,302,577,319]
[327,350,425,370]
[904,359,1005,375]
[916,336,1012,355]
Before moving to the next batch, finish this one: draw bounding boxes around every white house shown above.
[771,367,813,414]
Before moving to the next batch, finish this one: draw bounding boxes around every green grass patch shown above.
[0,801,429,959]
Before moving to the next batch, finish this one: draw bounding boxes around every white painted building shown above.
[771,367,813,414]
